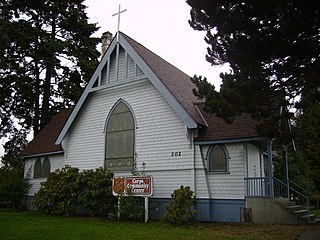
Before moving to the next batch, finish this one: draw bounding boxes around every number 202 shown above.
[171,152,181,157]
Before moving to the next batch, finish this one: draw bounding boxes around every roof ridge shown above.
[120,32,191,79]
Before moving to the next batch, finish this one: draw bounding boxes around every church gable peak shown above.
[56,32,204,144]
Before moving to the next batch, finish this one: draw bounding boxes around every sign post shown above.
[144,196,149,223]
[112,176,153,222]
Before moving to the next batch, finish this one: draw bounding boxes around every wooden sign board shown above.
[112,176,153,196]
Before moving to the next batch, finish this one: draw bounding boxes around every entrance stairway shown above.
[245,177,320,224]
[274,198,320,225]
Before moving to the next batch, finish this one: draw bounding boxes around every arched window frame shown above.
[34,158,42,178]
[33,157,51,178]
[206,144,229,173]
[105,99,136,171]
[42,157,51,178]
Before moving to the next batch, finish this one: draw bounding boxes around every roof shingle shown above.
[195,103,259,142]
[122,33,206,126]
[20,108,72,157]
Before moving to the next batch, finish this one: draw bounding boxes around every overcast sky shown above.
[0,0,230,158]
[84,0,229,85]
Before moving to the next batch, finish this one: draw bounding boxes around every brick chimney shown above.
[101,31,113,55]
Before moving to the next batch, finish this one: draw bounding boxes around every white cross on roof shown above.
[112,4,127,42]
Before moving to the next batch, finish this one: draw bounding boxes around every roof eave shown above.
[194,136,267,145]
[21,150,64,159]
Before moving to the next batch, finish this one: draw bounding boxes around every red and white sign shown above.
[112,176,153,196]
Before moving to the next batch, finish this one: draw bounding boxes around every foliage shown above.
[33,166,80,215]
[33,166,115,216]
[117,194,145,221]
[187,0,320,190]
[0,0,100,137]
[0,168,30,209]
[162,186,196,224]
[295,103,320,190]
[274,151,315,193]
[1,129,28,172]
[0,129,30,210]
[187,0,320,137]
[78,168,116,215]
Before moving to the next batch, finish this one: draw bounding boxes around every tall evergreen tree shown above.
[187,0,320,139]
[187,0,320,189]
[0,0,100,138]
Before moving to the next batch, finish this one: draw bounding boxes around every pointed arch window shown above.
[34,157,51,178]
[42,157,51,178]
[105,101,135,171]
[34,158,42,178]
[207,145,229,173]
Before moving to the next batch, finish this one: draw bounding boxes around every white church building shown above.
[21,32,273,222]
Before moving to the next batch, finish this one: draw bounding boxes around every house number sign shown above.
[171,151,181,157]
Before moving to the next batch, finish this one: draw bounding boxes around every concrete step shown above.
[293,209,309,216]
[285,205,304,212]
[300,214,316,225]
[310,218,320,225]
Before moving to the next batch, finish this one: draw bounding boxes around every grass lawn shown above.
[0,210,307,240]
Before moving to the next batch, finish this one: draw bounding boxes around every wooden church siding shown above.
[127,54,135,79]
[28,179,42,196]
[149,170,194,198]
[205,143,246,199]
[64,96,106,171]
[23,154,64,196]
[63,79,194,197]
[194,145,211,198]
[247,143,262,177]
[118,46,126,81]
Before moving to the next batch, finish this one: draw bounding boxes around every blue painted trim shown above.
[196,198,245,222]
[195,137,266,145]
[149,198,245,222]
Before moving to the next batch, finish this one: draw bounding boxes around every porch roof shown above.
[195,103,261,143]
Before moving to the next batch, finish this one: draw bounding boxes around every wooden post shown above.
[267,140,274,198]
[117,196,121,220]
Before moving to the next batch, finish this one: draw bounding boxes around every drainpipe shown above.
[267,140,274,198]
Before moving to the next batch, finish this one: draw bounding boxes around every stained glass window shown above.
[42,157,50,178]
[106,102,134,171]
[208,145,229,172]
[34,158,42,178]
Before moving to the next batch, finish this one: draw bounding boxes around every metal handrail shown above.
[288,179,320,218]
[273,177,311,222]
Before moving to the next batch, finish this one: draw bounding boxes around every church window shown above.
[105,101,135,171]
[34,157,51,178]
[34,158,42,178]
[208,145,229,173]
[42,157,51,178]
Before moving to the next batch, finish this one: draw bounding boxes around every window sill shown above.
[207,171,230,175]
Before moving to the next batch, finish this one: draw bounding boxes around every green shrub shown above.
[162,186,196,224]
[33,166,115,216]
[33,166,80,215]
[78,167,115,215]
[0,168,30,210]
[117,194,145,221]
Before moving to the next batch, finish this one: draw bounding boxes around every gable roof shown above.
[55,32,206,144]
[121,33,206,126]
[195,103,261,144]
[20,108,72,158]
[20,32,263,157]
